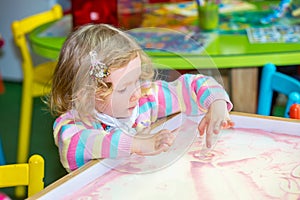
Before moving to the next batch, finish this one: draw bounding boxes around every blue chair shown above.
[0,138,5,165]
[257,63,300,118]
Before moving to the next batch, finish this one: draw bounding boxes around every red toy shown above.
[71,0,118,28]
[289,104,300,119]
[0,37,4,48]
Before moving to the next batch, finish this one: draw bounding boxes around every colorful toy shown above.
[260,0,293,24]
[289,103,300,119]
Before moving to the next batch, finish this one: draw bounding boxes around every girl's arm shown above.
[137,73,233,148]
[53,114,133,172]
[138,73,233,123]
[131,128,175,156]
[53,112,175,172]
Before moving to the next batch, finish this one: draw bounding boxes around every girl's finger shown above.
[220,120,235,129]
[155,130,171,141]
[158,143,170,152]
[160,133,175,146]
[198,117,207,136]
[205,121,216,148]
[213,119,224,134]
[228,120,235,127]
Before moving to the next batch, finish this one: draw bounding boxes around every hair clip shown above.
[89,50,109,80]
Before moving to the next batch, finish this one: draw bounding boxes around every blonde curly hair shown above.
[47,24,154,117]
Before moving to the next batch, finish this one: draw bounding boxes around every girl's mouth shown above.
[128,106,135,111]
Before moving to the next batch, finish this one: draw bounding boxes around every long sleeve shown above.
[54,74,233,172]
[53,111,133,172]
[136,74,233,127]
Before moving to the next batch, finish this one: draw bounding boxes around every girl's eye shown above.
[117,79,140,93]
[117,87,126,93]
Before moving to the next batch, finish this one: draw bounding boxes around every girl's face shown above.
[96,55,142,118]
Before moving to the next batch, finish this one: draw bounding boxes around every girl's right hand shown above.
[131,129,175,156]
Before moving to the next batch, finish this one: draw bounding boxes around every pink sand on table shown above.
[64,119,300,200]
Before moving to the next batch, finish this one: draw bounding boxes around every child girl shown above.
[48,24,234,172]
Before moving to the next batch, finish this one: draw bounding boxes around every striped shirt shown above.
[53,74,233,171]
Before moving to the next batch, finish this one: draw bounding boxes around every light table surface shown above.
[28,112,300,200]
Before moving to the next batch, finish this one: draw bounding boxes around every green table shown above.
[29,2,300,114]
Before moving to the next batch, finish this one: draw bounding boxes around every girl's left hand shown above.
[131,128,176,156]
[198,100,234,148]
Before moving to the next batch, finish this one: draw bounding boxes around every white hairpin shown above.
[89,50,109,80]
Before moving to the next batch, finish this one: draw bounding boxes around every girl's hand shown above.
[131,129,175,156]
[198,100,234,148]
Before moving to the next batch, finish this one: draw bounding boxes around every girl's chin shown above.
[125,109,134,117]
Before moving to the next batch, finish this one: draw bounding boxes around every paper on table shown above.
[161,0,256,16]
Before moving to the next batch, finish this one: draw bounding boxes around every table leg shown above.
[230,67,258,113]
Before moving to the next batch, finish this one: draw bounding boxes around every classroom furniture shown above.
[27,112,300,199]
[289,103,300,119]
[0,138,5,165]
[0,154,44,198]
[28,1,300,115]
[0,34,6,166]
[0,34,5,94]
[11,4,63,166]
[257,63,300,118]
[0,33,5,94]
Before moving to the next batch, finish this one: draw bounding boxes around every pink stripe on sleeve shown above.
[101,133,113,158]
[117,133,133,157]
[67,134,80,171]
[170,85,180,114]
[84,133,96,159]
[157,81,166,116]
[139,94,155,106]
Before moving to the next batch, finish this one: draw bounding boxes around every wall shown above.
[0,0,58,81]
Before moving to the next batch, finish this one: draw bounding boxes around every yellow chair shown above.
[0,154,44,198]
[11,5,63,165]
